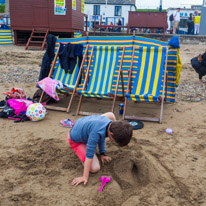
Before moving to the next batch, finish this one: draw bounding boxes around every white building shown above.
[84,0,136,29]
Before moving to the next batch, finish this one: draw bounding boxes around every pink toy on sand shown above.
[99,176,111,192]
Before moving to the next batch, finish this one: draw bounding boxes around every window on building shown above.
[93,5,100,15]
[114,6,122,16]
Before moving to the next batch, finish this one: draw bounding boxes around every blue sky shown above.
[136,0,203,9]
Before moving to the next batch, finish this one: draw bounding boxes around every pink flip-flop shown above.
[60,119,74,128]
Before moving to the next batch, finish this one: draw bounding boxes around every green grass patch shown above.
[136,9,167,12]
[0,5,5,13]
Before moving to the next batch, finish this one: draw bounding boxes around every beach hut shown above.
[9,0,85,49]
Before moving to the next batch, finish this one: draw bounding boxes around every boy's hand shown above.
[101,155,112,164]
[72,158,92,187]
[72,176,88,186]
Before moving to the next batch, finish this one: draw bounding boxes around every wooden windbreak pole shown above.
[120,70,125,98]
[165,71,168,102]
[111,47,125,113]
[66,45,89,112]
[159,46,168,123]
[123,46,136,120]
[76,46,94,115]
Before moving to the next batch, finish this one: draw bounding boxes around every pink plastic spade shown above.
[99,176,111,192]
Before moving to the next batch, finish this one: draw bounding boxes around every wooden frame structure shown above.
[123,46,169,123]
[76,47,126,116]
[36,35,180,124]
[39,45,90,112]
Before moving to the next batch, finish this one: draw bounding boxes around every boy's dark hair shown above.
[110,120,133,147]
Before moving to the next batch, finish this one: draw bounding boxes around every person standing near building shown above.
[173,8,181,34]
[169,13,174,33]
[100,22,105,31]
[187,13,194,35]
[193,10,198,17]
[117,18,122,32]
[108,22,114,32]
[194,13,201,35]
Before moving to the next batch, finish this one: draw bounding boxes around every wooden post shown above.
[120,70,125,98]
[94,14,96,36]
[162,14,166,41]
[14,30,17,45]
[159,46,168,123]
[123,46,136,120]
[86,16,88,32]
[165,71,168,102]
[100,15,102,36]
[67,45,89,112]
[111,47,125,113]
[76,46,94,115]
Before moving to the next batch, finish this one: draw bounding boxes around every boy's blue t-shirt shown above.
[70,115,112,159]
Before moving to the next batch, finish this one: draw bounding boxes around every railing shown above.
[93,24,129,36]
[93,24,166,40]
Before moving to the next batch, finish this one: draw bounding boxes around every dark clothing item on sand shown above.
[191,53,206,80]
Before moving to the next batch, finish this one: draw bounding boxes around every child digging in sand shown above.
[68,112,133,186]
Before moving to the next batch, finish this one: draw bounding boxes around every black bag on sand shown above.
[0,104,15,118]
[32,88,57,104]
[0,104,30,122]
[191,57,201,73]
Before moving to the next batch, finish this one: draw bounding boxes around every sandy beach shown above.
[0,43,206,206]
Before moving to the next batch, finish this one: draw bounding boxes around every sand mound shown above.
[0,138,195,206]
